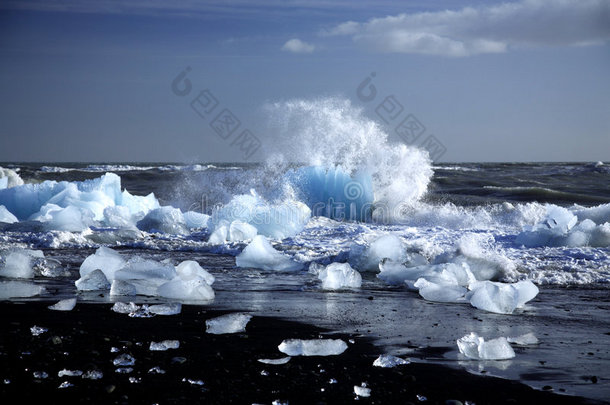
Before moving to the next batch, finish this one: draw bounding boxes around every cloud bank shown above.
[282,38,315,53]
[325,0,610,56]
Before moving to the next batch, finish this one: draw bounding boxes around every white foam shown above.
[205,313,252,334]
[278,339,347,356]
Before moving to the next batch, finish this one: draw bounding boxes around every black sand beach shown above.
[0,302,604,404]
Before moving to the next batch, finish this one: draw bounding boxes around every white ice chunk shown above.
[48,298,77,311]
[113,353,135,367]
[236,235,302,271]
[359,234,404,271]
[0,281,45,298]
[0,167,24,189]
[0,205,18,223]
[377,260,433,287]
[110,279,137,296]
[507,333,539,345]
[183,211,210,229]
[414,278,467,303]
[278,339,347,356]
[354,384,371,397]
[205,313,252,334]
[58,369,83,377]
[258,357,291,365]
[157,278,214,301]
[136,206,189,235]
[79,246,126,280]
[467,280,539,314]
[175,260,215,285]
[114,257,176,281]
[0,250,34,278]
[75,269,110,291]
[208,224,228,244]
[373,354,410,368]
[457,332,515,360]
[228,220,258,242]
[149,340,180,351]
[148,302,182,315]
[318,262,362,290]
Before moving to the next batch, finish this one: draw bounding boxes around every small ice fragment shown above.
[272,400,289,405]
[58,369,83,377]
[82,370,103,380]
[235,235,302,271]
[278,339,348,356]
[33,371,48,379]
[110,279,136,296]
[48,298,77,311]
[354,384,371,397]
[113,353,135,367]
[115,367,133,374]
[30,326,48,336]
[507,333,539,345]
[373,354,410,368]
[148,366,165,374]
[329,378,337,384]
[110,347,120,353]
[457,332,515,360]
[260,370,269,376]
[182,378,204,386]
[416,394,427,401]
[58,381,74,389]
[128,377,141,384]
[258,357,291,365]
[111,302,139,314]
[205,313,252,334]
[148,302,182,315]
[318,262,362,290]
[75,269,110,291]
[149,340,180,351]
[0,250,35,278]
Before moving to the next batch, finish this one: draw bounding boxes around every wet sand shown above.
[0,302,603,404]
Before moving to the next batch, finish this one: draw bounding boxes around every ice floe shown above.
[205,313,252,334]
[278,339,347,356]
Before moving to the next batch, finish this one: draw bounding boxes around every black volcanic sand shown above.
[0,302,602,405]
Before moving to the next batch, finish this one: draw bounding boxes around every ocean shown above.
[0,160,609,402]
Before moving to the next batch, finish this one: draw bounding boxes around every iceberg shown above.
[136,206,189,235]
[210,190,310,239]
[75,269,110,291]
[175,260,215,285]
[229,220,258,242]
[79,246,126,280]
[318,262,362,290]
[110,280,137,296]
[285,166,374,222]
[278,339,348,356]
[205,313,252,334]
[467,280,539,314]
[457,332,515,360]
[236,235,302,271]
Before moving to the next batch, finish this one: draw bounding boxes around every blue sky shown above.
[0,0,608,162]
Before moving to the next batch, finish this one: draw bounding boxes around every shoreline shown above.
[0,302,604,404]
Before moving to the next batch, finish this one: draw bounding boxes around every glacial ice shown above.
[79,246,126,280]
[148,302,182,315]
[413,278,468,303]
[467,280,539,314]
[183,211,210,229]
[354,384,371,398]
[373,354,410,368]
[236,235,302,271]
[48,298,77,311]
[149,340,180,351]
[110,280,137,296]
[209,191,310,239]
[0,249,44,278]
[136,207,189,235]
[457,332,515,360]
[114,257,176,281]
[285,166,374,221]
[113,353,136,367]
[258,357,291,365]
[205,313,252,334]
[318,262,362,290]
[358,234,405,271]
[507,333,539,345]
[157,278,215,301]
[0,281,45,299]
[278,339,348,356]
[75,269,110,291]
[0,205,18,223]
[208,222,228,244]
[229,220,258,242]
[175,260,215,285]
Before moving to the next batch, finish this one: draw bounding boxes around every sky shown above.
[0,0,609,163]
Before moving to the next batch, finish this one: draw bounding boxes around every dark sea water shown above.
[1,161,609,401]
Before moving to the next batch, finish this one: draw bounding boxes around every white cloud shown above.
[326,0,610,56]
[282,38,315,53]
